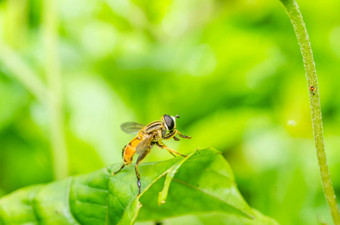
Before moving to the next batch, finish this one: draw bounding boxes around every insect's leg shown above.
[162,130,177,140]
[156,142,187,157]
[156,142,176,157]
[135,149,149,195]
[113,164,126,175]
[173,136,180,141]
[113,145,133,175]
[177,131,191,139]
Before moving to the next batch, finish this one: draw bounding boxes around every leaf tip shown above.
[158,199,166,206]
[157,189,168,206]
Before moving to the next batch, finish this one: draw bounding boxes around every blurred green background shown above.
[1,0,340,224]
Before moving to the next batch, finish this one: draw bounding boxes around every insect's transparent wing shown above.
[121,122,145,134]
[135,134,153,154]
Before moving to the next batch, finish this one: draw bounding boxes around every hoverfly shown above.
[113,114,191,195]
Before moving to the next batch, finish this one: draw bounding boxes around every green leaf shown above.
[0,149,278,225]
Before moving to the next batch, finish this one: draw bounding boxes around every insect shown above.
[113,114,191,195]
[309,85,316,95]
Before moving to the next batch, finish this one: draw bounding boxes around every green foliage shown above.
[1,0,340,224]
[0,149,277,225]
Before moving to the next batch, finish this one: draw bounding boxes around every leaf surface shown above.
[0,149,277,225]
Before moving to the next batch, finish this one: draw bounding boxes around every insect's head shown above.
[162,114,179,132]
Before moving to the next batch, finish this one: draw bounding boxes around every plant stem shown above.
[279,0,340,223]
[42,0,68,179]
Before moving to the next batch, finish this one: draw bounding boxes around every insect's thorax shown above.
[140,120,164,142]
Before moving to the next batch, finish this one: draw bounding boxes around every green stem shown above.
[279,0,340,223]
[42,0,68,179]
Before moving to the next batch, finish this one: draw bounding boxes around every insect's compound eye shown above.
[163,114,175,131]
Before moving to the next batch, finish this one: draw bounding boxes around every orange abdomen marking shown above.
[123,137,141,164]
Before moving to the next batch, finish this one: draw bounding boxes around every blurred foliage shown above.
[0,0,340,224]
